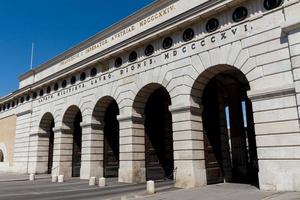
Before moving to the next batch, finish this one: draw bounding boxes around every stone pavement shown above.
[0,172,50,182]
[137,183,300,200]
[0,172,299,200]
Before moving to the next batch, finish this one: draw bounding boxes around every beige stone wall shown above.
[0,115,16,165]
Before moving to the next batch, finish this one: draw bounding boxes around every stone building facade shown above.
[0,0,300,192]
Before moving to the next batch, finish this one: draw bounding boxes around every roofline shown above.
[18,0,174,81]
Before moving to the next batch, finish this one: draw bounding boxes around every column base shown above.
[118,161,146,183]
[174,160,207,188]
[52,163,72,178]
[80,163,103,179]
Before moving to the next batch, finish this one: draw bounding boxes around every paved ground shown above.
[141,183,300,200]
[0,173,299,200]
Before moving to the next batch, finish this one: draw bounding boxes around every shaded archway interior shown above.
[62,106,82,177]
[143,86,174,180]
[103,100,120,178]
[39,113,55,174]
[0,150,3,162]
[201,69,258,185]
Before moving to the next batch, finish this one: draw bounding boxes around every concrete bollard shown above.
[29,174,35,181]
[58,175,64,183]
[89,177,96,186]
[99,177,106,187]
[52,175,58,183]
[147,180,155,194]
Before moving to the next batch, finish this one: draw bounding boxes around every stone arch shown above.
[133,83,171,117]
[62,105,82,130]
[92,96,118,125]
[190,64,258,185]
[191,64,249,107]
[39,112,55,134]
[90,96,120,178]
[132,83,174,180]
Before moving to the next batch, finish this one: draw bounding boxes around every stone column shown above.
[28,133,49,174]
[118,114,146,183]
[80,122,103,179]
[170,105,206,188]
[52,128,73,177]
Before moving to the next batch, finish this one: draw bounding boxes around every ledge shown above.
[281,19,300,33]
[248,84,296,101]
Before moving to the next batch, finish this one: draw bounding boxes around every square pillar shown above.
[51,128,73,177]
[118,115,146,183]
[27,133,49,174]
[80,122,103,179]
[170,105,206,188]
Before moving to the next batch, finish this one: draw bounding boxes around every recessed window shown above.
[12,101,15,107]
[183,28,195,42]
[80,72,86,81]
[3,105,6,111]
[71,76,76,84]
[26,95,30,101]
[232,7,248,22]
[47,86,51,94]
[16,99,19,105]
[39,90,44,97]
[129,51,138,62]
[33,92,37,99]
[90,68,97,77]
[145,45,154,56]
[163,37,173,49]
[54,83,59,91]
[264,0,283,10]
[206,18,219,33]
[21,97,24,103]
[7,103,10,109]
[115,57,122,68]
[62,80,67,88]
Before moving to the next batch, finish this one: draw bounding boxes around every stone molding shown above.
[248,84,296,101]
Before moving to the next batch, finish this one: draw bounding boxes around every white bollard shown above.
[52,175,58,183]
[99,177,106,187]
[147,180,155,194]
[58,175,64,183]
[29,174,35,181]
[89,177,96,186]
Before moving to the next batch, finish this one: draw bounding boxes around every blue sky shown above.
[0,0,154,97]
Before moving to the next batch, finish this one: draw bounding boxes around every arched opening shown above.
[134,84,174,180]
[92,97,120,178]
[39,113,55,174]
[0,150,3,162]
[62,106,82,177]
[103,100,119,177]
[194,66,258,185]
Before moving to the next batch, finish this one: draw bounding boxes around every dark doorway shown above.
[144,87,174,180]
[72,111,82,177]
[103,100,120,177]
[47,120,55,174]
[0,150,3,162]
[202,71,258,185]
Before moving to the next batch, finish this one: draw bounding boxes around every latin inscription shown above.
[39,23,253,104]
[59,4,176,66]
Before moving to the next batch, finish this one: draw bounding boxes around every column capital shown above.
[117,114,144,124]
[169,105,202,115]
[80,122,103,130]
